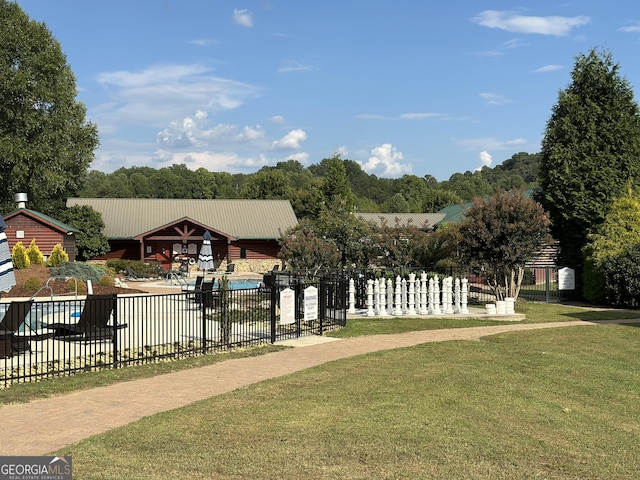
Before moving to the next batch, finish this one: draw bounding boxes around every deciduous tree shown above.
[0,1,98,214]
[456,189,550,301]
[278,219,341,275]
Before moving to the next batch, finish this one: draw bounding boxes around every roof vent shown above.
[14,193,27,209]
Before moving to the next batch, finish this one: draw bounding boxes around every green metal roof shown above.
[66,198,298,240]
[357,213,445,230]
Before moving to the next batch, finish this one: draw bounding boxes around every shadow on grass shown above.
[560,309,640,322]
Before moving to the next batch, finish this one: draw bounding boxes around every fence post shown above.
[545,266,551,304]
[112,294,119,369]
[270,284,277,343]
[201,294,207,354]
[319,277,325,335]
[295,280,301,339]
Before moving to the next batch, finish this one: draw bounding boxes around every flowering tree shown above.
[369,217,432,268]
[456,189,551,301]
[278,220,341,275]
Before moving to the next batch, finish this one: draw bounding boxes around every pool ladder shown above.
[29,276,80,301]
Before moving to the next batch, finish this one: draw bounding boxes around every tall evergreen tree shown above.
[537,48,640,283]
[320,155,355,209]
[0,1,98,214]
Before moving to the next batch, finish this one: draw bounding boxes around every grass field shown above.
[39,303,640,479]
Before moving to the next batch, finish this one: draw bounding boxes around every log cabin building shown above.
[2,207,78,262]
[66,198,298,273]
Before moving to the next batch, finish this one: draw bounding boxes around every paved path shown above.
[1,319,637,455]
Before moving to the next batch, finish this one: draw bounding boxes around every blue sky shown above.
[15,1,640,181]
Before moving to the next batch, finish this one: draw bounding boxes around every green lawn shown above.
[47,303,640,479]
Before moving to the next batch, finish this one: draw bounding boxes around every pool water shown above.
[186,278,263,290]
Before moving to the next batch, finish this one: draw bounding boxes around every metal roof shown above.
[436,203,472,224]
[66,198,299,240]
[357,213,446,230]
[3,208,80,233]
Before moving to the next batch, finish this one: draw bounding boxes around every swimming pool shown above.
[218,279,263,290]
[183,278,263,290]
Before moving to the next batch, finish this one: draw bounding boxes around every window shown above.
[240,247,247,259]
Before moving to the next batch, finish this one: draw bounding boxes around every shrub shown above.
[23,276,42,292]
[97,275,115,287]
[26,238,44,265]
[600,245,640,308]
[51,261,106,283]
[105,259,158,277]
[105,259,128,274]
[11,242,30,269]
[70,279,87,293]
[582,255,606,305]
[47,244,69,267]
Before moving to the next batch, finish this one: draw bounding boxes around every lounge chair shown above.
[182,276,204,302]
[126,266,151,280]
[194,279,215,306]
[226,263,236,274]
[48,294,127,341]
[183,275,204,296]
[0,300,52,357]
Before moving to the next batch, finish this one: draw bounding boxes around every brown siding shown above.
[229,240,280,260]
[4,214,75,260]
[92,241,141,261]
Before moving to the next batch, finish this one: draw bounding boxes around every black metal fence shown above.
[0,275,347,388]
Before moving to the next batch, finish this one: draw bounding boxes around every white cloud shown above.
[503,38,528,48]
[271,129,307,150]
[357,112,448,120]
[93,64,261,130]
[479,92,510,105]
[156,110,265,149]
[356,113,390,120]
[473,10,590,36]
[188,38,219,46]
[360,144,412,178]
[155,149,270,173]
[619,23,640,33]
[476,151,493,171]
[458,137,527,151]
[232,8,253,27]
[533,64,563,73]
[273,152,310,164]
[96,64,210,88]
[334,146,349,157]
[270,115,285,124]
[277,60,315,73]
[399,113,444,120]
[235,125,265,142]
[475,49,504,57]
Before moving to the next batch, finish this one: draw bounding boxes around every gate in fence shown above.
[1,273,348,388]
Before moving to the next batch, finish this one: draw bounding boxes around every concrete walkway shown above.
[1,318,637,455]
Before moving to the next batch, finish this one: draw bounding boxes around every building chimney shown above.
[14,193,27,209]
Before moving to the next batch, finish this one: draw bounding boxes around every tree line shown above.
[74,152,541,221]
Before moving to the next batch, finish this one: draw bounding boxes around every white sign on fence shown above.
[279,287,295,325]
[304,285,318,322]
[558,267,575,291]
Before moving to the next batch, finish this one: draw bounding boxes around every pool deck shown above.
[119,272,265,295]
